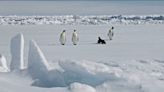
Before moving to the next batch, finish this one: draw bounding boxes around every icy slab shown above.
[96,79,142,92]
[27,54,123,88]
[28,40,50,78]
[59,60,122,86]
[69,82,96,92]
[10,33,25,72]
[0,54,9,72]
[28,40,65,87]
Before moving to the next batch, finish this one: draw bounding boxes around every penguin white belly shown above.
[60,33,66,45]
[72,33,78,45]
[108,32,113,40]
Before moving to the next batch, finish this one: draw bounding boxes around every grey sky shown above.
[0,0,164,15]
[0,0,161,1]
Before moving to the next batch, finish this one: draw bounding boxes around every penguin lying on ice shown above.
[97,37,106,44]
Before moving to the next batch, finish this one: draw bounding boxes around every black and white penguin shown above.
[107,26,114,40]
[72,30,79,45]
[97,37,106,44]
[60,30,66,45]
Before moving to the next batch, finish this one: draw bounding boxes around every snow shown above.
[1,1,164,92]
[59,60,122,86]
[69,82,96,92]
[27,40,122,87]
[10,33,25,72]
[0,54,9,72]
[0,24,164,92]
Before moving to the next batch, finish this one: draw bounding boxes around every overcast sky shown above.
[0,0,161,1]
[0,0,163,15]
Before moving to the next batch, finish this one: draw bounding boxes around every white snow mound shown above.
[59,60,122,86]
[69,82,96,92]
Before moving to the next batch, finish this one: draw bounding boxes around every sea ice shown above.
[28,40,65,87]
[0,54,9,72]
[10,33,25,72]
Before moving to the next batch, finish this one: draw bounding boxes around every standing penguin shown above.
[60,30,66,45]
[72,30,79,45]
[107,26,114,40]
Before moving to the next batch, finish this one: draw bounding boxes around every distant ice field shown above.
[0,15,164,25]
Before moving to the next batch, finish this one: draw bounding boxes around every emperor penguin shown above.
[72,30,79,45]
[60,30,66,45]
[107,26,114,40]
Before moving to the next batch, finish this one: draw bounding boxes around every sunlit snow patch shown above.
[0,54,9,72]
[69,82,96,92]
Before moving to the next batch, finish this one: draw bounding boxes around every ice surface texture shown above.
[8,34,123,88]
[28,40,122,88]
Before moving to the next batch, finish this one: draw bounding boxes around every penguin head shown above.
[63,30,66,32]
[74,30,76,32]
[112,26,114,29]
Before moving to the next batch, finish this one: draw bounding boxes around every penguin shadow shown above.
[47,41,109,46]
[48,43,56,46]
[47,42,99,46]
[47,43,67,46]
[46,38,111,46]
[48,43,79,46]
[104,39,110,41]
[104,37,113,41]
[47,43,68,46]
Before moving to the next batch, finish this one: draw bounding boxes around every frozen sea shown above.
[0,1,164,92]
